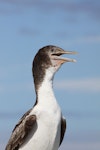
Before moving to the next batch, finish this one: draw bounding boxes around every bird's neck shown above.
[36,68,58,109]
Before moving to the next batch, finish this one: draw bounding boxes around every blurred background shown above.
[0,0,100,149]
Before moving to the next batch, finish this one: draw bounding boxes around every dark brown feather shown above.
[5,109,36,150]
[59,117,66,146]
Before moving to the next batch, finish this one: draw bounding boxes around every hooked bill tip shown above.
[65,58,77,63]
[72,59,77,62]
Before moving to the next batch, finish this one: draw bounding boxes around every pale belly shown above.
[19,110,61,150]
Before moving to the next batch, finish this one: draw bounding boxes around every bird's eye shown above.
[51,49,54,53]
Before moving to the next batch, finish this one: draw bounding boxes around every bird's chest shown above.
[24,106,61,150]
[36,108,61,150]
[37,106,61,132]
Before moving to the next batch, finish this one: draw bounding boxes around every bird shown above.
[5,45,76,150]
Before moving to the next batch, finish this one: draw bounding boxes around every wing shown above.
[59,116,66,146]
[5,109,36,150]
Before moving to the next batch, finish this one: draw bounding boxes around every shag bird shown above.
[5,45,76,150]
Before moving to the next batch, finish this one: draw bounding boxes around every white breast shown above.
[19,68,61,150]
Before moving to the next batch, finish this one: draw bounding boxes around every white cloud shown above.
[55,77,100,93]
[1,77,100,94]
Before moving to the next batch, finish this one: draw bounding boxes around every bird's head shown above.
[32,45,77,89]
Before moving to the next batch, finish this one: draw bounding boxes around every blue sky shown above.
[0,0,100,149]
